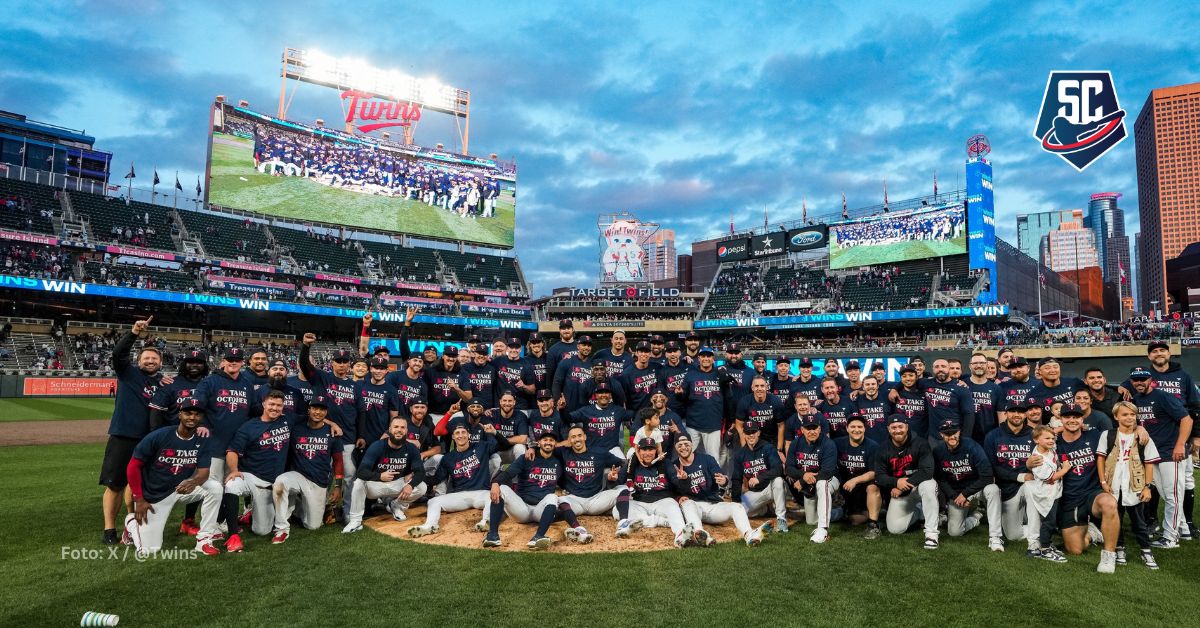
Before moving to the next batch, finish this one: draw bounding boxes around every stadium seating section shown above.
[438,249,520,291]
[840,272,932,311]
[270,226,364,275]
[80,260,197,292]
[179,210,272,263]
[70,191,176,250]
[0,177,58,234]
[941,272,978,292]
[358,239,441,284]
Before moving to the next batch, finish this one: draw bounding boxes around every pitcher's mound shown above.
[365,504,770,553]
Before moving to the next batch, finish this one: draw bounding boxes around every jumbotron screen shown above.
[206,104,517,248]
[827,205,966,270]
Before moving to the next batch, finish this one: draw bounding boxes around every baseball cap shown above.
[247,347,268,358]
[423,345,438,354]
[536,389,553,401]
[559,319,574,329]
[308,395,330,408]
[1009,357,1029,367]
[1025,397,1043,411]
[177,398,205,413]
[577,335,593,345]
[799,415,821,429]
[870,362,886,371]
[369,356,390,369]
[1037,357,1059,367]
[776,355,790,364]
[845,360,861,370]
[649,387,668,397]
[909,356,924,363]
[409,399,428,407]
[636,437,657,450]
[651,335,664,344]
[899,365,917,375]
[466,398,484,408]
[685,331,700,340]
[937,420,961,435]
[183,349,209,363]
[634,341,652,352]
[528,334,544,344]
[373,345,390,355]
[887,413,908,425]
[223,347,245,362]
[1059,403,1085,417]
[1005,400,1028,412]
[664,341,681,352]
[505,337,523,348]
[331,349,352,362]
[1147,340,1169,353]
[698,346,715,356]
[1129,366,1153,380]
[752,353,766,361]
[742,423,761,434]
[268,358,287,369]
[535,431,558,441]
[675,432,692,443]
[726,343,742,353]
[798,358,813,368]
[443,345,459,357]
[468,334,482,343]
[592,382,613,395]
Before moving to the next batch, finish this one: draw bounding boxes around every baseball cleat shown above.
[474,520,489,533]
[179,519,200,536]
[810,528,829,544]
[341,522,363,534]
[211,532,225,542]
[989,538,1005,552]
[1141,550,1159,570]
[564,527,593,544]
[745,529,763,546]
[1179,525,1194,541]
[527,536,552,551]
[238,510,253,527]
[391,509,407,523]
[774,517,789,533]
[1114,546,1127,565]
[673,532,689,548]
[680,523,695,546]
[693,528,715,547]
[482,536,502,548]
[615,518,642,538]
[1035,546,1067,563]
[1150,538,1178,550]
[271,531,289,544]
[862,524,881,540]
[224,533,244,553]
[120,527,133,546]
[196,541,220,556]
[923,535,940,550]
[1096,550,1116,573]
[406,524,438,538]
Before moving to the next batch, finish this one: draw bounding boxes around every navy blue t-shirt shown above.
[496,454,563,505]
[433,438,498,492]
[1132,388,1189,453]
[358,380,400,442]
[569,404,631,452]
[834,436,878,483]
[491,356,534,410]
[680,368,724,432]
[458,362,497,410]
[621,364,661,411]
[1056,430,1102,506]
[386,369,429,412]
[559,447,624,497]
[676,452,725,502]
[107,333,163,439]
[227,418,292,483]
[853,394,892,444]
[193,371,260,453]
[307,368,361,444]
[132,426,206,503]
[288,421,335,487]
[736,395,784,443]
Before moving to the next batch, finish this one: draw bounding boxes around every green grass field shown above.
[207,133,516,247]
[829,236,966,269]
[0,397,114,422]
[0,441,1196,626]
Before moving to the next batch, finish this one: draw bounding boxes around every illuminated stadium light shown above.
[279,47,472,151]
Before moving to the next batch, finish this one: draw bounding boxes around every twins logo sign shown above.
[1033,71,1127,171]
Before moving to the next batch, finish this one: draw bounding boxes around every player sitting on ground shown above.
[730,424,789,533]
[485,432,580,550]
[343,416,428,533]
[616,438,694,548]
[552,425,623,540]
[407,425,497,537]
[674,434,766,547]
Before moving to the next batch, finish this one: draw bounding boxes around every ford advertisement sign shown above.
[787,225,829,251]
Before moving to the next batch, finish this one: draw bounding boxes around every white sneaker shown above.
[341,522,363,534]
[1097,549,1116,574]
[989,538,1005,552]
[391,509,407,522]
[961,514,980,535]
[474,520,489,533]
[810,528,829,544]
[527,536,552,551]
[745,529,763,546]
[616,518,642,538]
[406,524,438,538]
[1087,522,1104,545]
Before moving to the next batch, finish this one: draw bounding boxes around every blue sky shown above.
[3,1,1198,295]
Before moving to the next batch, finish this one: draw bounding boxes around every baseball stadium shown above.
[2,9,1200,628]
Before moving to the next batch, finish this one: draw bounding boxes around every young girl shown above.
[1097,401,1161,570]
[1026,425,1071,562]
[628,407,664,460]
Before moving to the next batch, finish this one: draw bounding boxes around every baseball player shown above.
[242,347,270,390]
[485,432,576,550]
[100,316,163,545]
[486,391,529,465]
[568,382,631,458]
[122,398,222,557]
[439,398,503,476]
[215,390,291,552]
[834,415,882,538]
[524,335,550,406]
[343,416,428,533]
[730,424,789,532]
[780,393,827,454]
[545,319,579,384]
[874,413,940,548]
[966,353,1003,441]
[594,329,634,380]
[147,348,209,430]
[852,375,892,445]
[405,400,443,477]
[271,395,337,544]
[1128,366,1192,548]
[674,434,765,546]
[453,345,498,409]
[818,377,855,439]
[552,335,597,413]
[735,376,785,448]
[492,337,536,410]
[357,356,401,443]
[784,413,839,543]
[998,357,1037,409]
[620,341,661,412]
[922,359,976,443]
[192,346,260,492]
[658,341,689,417]
[788,358,822,407]
[932,420,1002,551]
[406,425,497,537]
[676,346,726,464]
[299,333,362,519]
[258,359,309,426]
[526,390,566,444]
[616,437,694,547]
[984,400,1037,546]
[554,425,625,539]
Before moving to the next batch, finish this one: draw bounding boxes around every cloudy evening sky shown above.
[3,0,1198,297]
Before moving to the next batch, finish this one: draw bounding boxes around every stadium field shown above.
[0,397,114,422]
[207,133,516,247]
[0,442,1195,626]
[829,237,967,269]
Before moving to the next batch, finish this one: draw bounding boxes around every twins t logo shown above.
[1033,71,1127,171]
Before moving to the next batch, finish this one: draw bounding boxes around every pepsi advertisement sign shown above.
[715,238,750,262]
[787,225,829,252]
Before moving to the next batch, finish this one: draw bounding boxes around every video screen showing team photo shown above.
[828,205,967,269]
[206,104,517,247]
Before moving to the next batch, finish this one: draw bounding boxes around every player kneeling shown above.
[123,399,223,557]
[271,396,337,544]
[406,425,497,538]
[215,391,291,552]
[674,434,767,546]
[731,424,790,533]
[616,438,694,548]
[833,415,883,539]
[784,414,839,543]
[343,416,428,533]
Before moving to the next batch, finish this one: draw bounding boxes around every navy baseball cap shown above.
[664,341,682,352]
[443,345,459,357]
[651,335,665,344]
[1009,357,1029,367]
[268,358,287,369]
[1059,403,1085,417]
[183,349,209,363]
[373,346,390,355]
[528,334,544,344]
[698,346,715,356]
[753,353,766,361]
[466,398,484,408]
[1005,400,1028,412]
[1037,357,1059,367]
[178,398,205,413]
[649,387,668,397]
[910,356,924,363]
[1147,341,1169,353]
[423,345,438,354]
[577,335,593,345]
[223,347,245,362]
[559,319,574,328]
[308,395,330,408]
[776,355,790,364]
[536,389,553,401]
[592,382,613,395]
[331,349,352,362]
[636,437,658,449]
[937,420,961,435]
[369,356,390,369]
[1025,397,1043,410]
[799,415,821,429]
[798,358,813,368]
[409,399,427,407]
[742,423,761,434]
[1129,367,1153,380]
[468,334,482,343]
[635,341,652,352]
[726,343,741,353]
[535,430,558,441]
[899,365,917,375]
[675,432,692,443]
[506,337,523,348]
[870,362,886,371]
[845,360,861,370]
[887,413,908,425]
[685,331,700,340]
